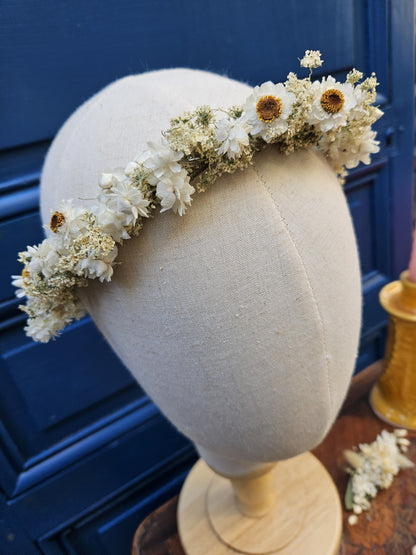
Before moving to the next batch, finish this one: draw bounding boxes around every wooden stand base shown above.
[177,452,342,555]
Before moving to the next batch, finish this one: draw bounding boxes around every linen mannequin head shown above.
[36,67,368,475]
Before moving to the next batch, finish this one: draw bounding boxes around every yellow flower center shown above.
[22,267,30,281]
[320,89,345,114]
[50,211,65,233]
[256,95,283,122]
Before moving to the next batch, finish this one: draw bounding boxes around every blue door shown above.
[0,1,414,553]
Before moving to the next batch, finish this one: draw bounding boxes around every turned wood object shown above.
[370,270,416,429]
[177,453,342,555]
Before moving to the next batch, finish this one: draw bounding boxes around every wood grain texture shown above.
[176,453,341,555]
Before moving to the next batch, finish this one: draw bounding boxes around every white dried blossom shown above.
[344,429,414,518]
[300,50,323,69]
[24,299,86,343]
[216,117,250,159]
[347,69,364,85]
[348,514,358,526]
[94,178,150,241]
[318,125,380,171]
[48,200,89,244]
[139,138,183,184]
[307,76,356,132]
[156,168,195,216]
[99,172,114,189]
[25,315,61,343]
[244,81,296,141]
[11,275,26,298]
[76,245,118,282]
[124,161,140,177]
[92,200,131,242]
[108,180,150,220]
[24,240,60,279]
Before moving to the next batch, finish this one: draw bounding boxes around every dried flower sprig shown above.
[344,429,414,524]
[12,50,383,342]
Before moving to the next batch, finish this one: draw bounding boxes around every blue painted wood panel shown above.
[0,492,41,555]
[0,1,355,149]
[0,0,413,553]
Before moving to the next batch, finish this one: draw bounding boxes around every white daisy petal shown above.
[244,81,296,142]
[307,76,356,132]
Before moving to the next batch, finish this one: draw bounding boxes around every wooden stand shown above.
[177,452,342,555]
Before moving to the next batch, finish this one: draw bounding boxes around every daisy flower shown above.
[48,200,89,244]
[307,76,356,132]
[244,81,296,142]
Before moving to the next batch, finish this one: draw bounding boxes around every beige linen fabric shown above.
[41,69,361,474]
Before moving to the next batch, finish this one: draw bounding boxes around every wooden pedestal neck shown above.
[177,452,342,555]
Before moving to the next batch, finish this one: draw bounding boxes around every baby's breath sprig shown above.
[344,429,414,524]
[12,50,383,342]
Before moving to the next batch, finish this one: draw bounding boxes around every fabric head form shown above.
[41,69,361,471]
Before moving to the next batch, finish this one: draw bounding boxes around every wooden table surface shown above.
[132,362,416,554]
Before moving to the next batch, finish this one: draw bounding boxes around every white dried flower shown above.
[76,245,118,282]
[300,50,323,69]
[319,126,380,171]
[344,449,364,470]
[348,514,358,526]
[99,172,114,189]
[397,437,411,447]
[244,81,296,141]
[25,315,60,343]
[156,168,195,216]
[94,179,150,241]
[108,180,150,220]
[345,429,414,518]
[346,69,364,85]
[11,275,26,298]
[48,200,89,244]
[25,240,60,279]
[216,117,250,159]
[124,161,140,177]
[92,200,131,242]
[307,76,356,132]
[139,138,183,183]
[25,301,86,343]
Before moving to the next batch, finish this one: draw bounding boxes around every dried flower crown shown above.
[12,51,383,343]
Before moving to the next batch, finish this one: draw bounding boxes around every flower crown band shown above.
[13,51,382,343]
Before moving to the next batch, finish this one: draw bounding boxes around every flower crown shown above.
[13,51,382,343]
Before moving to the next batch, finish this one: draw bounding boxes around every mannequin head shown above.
[41,69,361,474]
